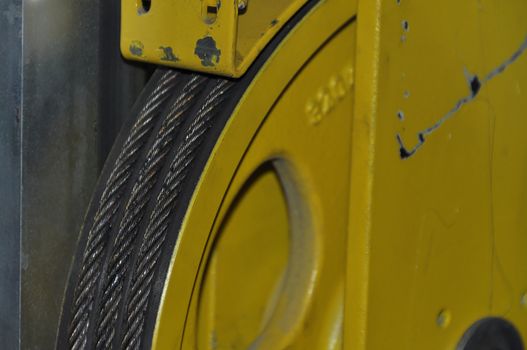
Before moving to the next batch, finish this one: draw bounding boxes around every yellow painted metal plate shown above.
[150,0,357,348]
[130,0,527,348]
[196,167,291,349]
[121,0,308,77]
[348,0,527,348]
[187,23,355,349]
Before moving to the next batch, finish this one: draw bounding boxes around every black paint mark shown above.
[271,19,279,26]
[470,75,481,96]
[397,134,414,159]
[396,34,527,160]
[139,0,151,14]
[402,20,409,32]
[194,36,221,67]
[207,5,218,15]
[159,46,179,62]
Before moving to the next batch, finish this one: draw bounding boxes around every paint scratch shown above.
[159,46,179,62]
[397,34,527,159]
[194,36,221,67]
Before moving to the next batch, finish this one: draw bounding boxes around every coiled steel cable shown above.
[68,70,179,350]
[121,79,233,349]
[94,75,208,349]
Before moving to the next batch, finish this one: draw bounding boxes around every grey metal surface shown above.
[457,318,524,350]
[2,0,148,348]
[0,0,22,348]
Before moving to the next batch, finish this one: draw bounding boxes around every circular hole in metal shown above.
[402,20,409,32]
[456,317,524,350]
[196,160,316,349]
[138,0,151,14]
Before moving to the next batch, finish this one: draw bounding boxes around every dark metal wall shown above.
[0,0,22,348]
[0,0,148,348]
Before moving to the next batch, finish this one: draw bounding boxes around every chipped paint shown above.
[397,34,527,159]
[238,0,248,12]
[194,36,221,67]
[129,40,144,56]
[121,0,310,76]
[401,20,409,32]
[159,46,179,62]
[401,20,409,43]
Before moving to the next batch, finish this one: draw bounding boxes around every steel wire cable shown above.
[121,79,233,349]
[68,70,179,350]
[94,75,208,349]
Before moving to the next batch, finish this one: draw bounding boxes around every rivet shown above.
[436,309,452,329]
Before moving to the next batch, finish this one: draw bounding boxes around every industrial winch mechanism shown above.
[56,0,527,349]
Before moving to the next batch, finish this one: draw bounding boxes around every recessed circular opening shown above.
[196,160,316,349]
[456,317,524,350]
[402,20,409,32]
[203,4,218,24]
[138,0,151,14]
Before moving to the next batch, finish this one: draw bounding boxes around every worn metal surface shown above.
[348,0,527,348]
[121,0,309,77]
[187,24,355,349]
[2,0,525,348]
[152,1,357,347]
[0,0,21,348]
[17,0,148,348]
[63,69,182,350]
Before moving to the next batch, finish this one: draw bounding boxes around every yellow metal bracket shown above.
[121,0,308,77]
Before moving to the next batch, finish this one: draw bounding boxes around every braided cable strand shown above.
[94,75,208,349]
[68,70,179,350]
[122,79,234,350]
